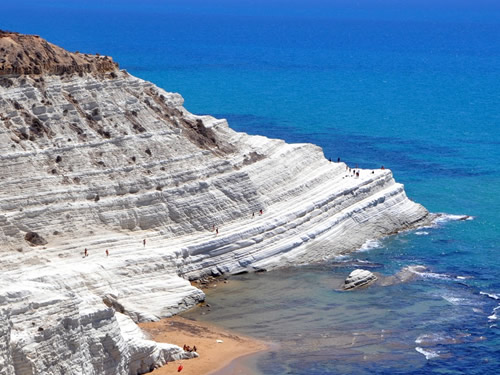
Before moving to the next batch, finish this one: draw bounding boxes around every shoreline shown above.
[140,316,269,375]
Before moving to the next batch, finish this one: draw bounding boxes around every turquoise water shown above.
[2,1,499,373]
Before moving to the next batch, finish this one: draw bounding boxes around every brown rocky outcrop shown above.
[0,30,118,76]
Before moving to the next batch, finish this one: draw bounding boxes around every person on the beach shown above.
[84,248,88,257]
[193,345,197,352]
[105,249,109,256]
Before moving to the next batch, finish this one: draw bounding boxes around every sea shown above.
[2,1,499,374]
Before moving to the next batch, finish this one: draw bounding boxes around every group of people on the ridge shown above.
[213,209,264,236]
[83,248,110,257]
[82,239,148,257]
[183,344,197,352]
[80,157,388,258]
[331,156,387,179]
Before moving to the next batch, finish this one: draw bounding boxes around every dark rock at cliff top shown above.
[0,30,118,76]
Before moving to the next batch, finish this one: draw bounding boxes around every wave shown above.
[488,306,500,321]
[357,239,382,252]
[441,295,473,305]
[479,292,500,323]
[432,213,474,226]
[412,269,454,281]
[415,332,465,346]
[480,291,500,300]
[415,231,429,235]
[407,265,473,282]
[415,347,440,360]
[415,333,447,345]
[405,267,473,287]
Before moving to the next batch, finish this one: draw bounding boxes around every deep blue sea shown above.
[2,1,499,374]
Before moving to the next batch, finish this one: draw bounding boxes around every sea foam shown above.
[415,347,440,360]
[357,239,382,252]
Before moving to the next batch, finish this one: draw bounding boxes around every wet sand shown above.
[140,316,268,375]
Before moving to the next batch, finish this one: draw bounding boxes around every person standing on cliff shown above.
[84,248,88,257]
[105,249,109,256]
[143,239,146,247]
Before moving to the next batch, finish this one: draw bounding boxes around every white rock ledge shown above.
[0,69,432,374]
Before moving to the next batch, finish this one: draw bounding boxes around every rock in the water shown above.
[343,269,378,290]
[376,265,428,286]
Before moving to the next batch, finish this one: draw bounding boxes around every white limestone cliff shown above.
[0,32,432,374]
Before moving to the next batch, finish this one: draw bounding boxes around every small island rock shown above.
[343,269,378,290]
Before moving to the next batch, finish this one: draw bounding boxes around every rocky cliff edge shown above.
[0,33,433,375]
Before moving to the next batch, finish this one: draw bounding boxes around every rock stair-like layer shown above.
[0,33,432,375]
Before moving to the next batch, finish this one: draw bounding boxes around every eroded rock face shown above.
[24,231,47,246]
[0,30,118,76]
[0,310,14,375]
[0,33,433,374]
[343,269,378,290]
[0,288,196,375]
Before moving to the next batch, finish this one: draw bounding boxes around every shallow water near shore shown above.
[184,219,500,374]
[2,1,499,374]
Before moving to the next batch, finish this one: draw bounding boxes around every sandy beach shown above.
[140,316,268,375]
